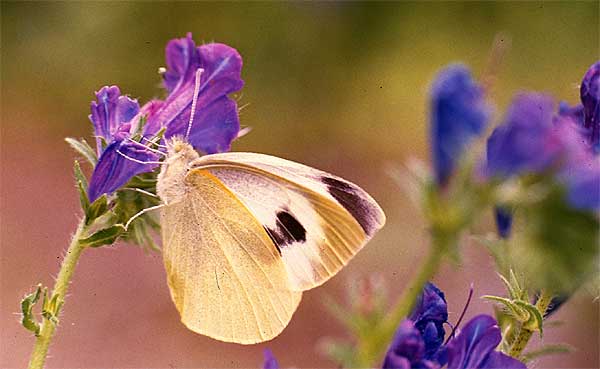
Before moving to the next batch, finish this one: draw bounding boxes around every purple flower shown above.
[263,349,279,369]
[486,94,558,179]
[382,320,441,369]
[87,34,244,202]
[155,33,244,154]
[486,91,600,237]
[446,315,526,369]
[87,86,160,202]
[408,282,448,359]
[559,61,600,153]
[431,64,490,186]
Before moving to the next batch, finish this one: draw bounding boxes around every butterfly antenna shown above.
[445,283,474,344]
[125,138,167,156]
[116,150,163,165]
[124,204,165,231]
[185,68,205,140]
[142,137,168,149]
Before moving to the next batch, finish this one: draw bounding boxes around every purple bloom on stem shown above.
[263,349,279,369]
[486,94,557,178]
[561,62,600,152]
[408,282,448,359]
[88,86,160,202]
[89,86,140,155]
[87,33,244,202]
[156,33,244,154]
[486,92,600,236]
[431,64,490,186]
[446,315,526,369]
[382,320,440,369]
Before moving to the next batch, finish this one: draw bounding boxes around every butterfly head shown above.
[157,137,201,204]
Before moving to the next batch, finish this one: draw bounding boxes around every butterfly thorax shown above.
[157,138,200,205]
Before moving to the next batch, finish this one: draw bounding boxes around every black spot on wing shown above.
[321,176,377,236]
[264,210,307,254]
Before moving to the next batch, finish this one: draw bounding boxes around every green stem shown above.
[28,219,87,369]
[357,233,450,367]
[508,289,553,358]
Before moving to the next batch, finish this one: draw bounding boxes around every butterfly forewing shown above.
[161,168,302,344]
[191,152,386,291]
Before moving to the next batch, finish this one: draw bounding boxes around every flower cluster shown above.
[382,283,525,369]
[486,63,600,237]
[87,33,244,202]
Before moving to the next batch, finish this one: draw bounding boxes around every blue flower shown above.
[430,64,490,186]
[87,86,161,202]
[87,33,244,202]
[559,61,600,153]
[446,315,526,369]
[383,285,526,369]
[263,349,279,369]
[382,320,441,369]
[486,89,600,237]
[408,282,448,359]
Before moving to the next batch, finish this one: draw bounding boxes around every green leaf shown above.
[514,300,544,336]
[497,273,517,301]
[65,137,97,166]
[74,161,90,211]
[521,344,573,363]
[41,292,63,324]
[79,225,124,248]
[21,284,43,335]
[482,295,528,321]
[509,185,599,293]
[85,194,108,224]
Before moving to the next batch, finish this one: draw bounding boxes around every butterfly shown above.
[152,137,386,344]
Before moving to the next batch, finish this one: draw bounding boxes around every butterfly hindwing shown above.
[160,168,302,344]
[191,152,386,291]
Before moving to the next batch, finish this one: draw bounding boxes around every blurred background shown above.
[1,2,598,368]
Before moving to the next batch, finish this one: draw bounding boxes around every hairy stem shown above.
[508,289,553,358]
[28,219,87,369]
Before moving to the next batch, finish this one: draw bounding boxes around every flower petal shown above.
[165,96,240,154]
[446,315,502,369]
[149,35,244,153]
[580,61,600,150]
[382,320,440,369]
[263,349,279,369]
[89,86,139,154]
[430,64,490,185]
[563,157,600,210]
[486,93,556,178]
[163,33,200,94]
[408,282,448,359]
[88,141,158,202]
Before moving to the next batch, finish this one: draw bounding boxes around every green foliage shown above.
[484,271,544,338]
[65,137,97,166]
[508,186,599,294]
[73,160,90,212]
[85,195,108,225]
[79,225,125,248]
[21,284,44,336]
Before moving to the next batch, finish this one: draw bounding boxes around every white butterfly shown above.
[122,68,386,344]
[153,139,385,344]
